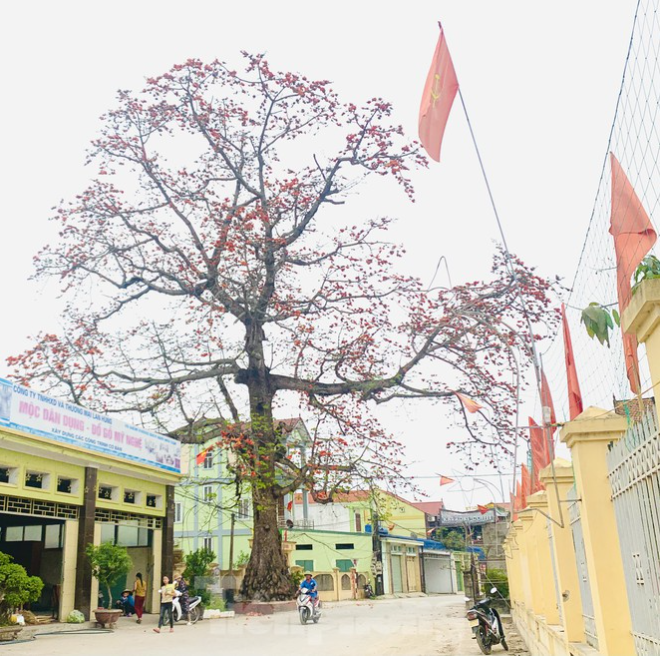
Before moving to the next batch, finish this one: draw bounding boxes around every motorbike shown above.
[363,582,376,599]
[297,591,321,625]
[466,587,508,654]
[172,593,203,624]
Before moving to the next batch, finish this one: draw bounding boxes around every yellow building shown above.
[0,378,180,620]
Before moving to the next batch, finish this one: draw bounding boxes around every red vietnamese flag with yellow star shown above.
[419,24,459,162]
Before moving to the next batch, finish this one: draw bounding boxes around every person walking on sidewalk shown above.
[153,575,176,634]
[133,572,147,624]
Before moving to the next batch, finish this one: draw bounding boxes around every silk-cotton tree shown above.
[9,55,558,600]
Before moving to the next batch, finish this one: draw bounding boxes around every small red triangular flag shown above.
[454,392,483,414]
[439,475,455,486]
[477,504,489,515]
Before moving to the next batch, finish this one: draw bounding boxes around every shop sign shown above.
[0,378,180,473]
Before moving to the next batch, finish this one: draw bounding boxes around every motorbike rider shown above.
[298,572,320,610]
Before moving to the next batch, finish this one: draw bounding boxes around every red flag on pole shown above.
[286,500,293,512]
[196,447,209,466]
[419,24,459,162]
[454,392,483,414]
[521,464,531,509]
[609,152,657,394]
[561,303,584,420]
[439,475,455,486]
[529,417,549,493]
[477,504,489,515]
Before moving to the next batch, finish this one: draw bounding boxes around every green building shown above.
[174,418,310,569]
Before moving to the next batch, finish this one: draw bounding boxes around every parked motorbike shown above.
[466,587,508,654]
[363,582,376,599]
[172,594,203,624]
[297,591,321,625]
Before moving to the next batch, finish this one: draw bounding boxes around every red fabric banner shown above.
[540,371,556,431]
[195,447,209,466]
[609,152,657,394]
[529,417,550,492]
[419,25,459,162]
[561,303,584,420]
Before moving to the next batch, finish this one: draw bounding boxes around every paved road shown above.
[4,596,527,656]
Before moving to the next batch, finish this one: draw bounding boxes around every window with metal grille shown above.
[203,450,213,469]
[174,502,182,523]
[335,543,354,550]
[146,494,161,508]
[355,513,362,532]
[237,499,250,518]
[203,536,213,552]
[203,486,213,503]
[295,544,313,551]
[57,477,77,494]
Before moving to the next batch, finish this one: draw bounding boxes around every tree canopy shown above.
[10,54,558,599]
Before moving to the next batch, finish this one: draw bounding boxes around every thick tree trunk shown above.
[240,485,294,601]
[239,333,295,601]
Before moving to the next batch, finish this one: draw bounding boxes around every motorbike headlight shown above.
[466,611,478,620]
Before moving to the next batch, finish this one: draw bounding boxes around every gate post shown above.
[526,491,561,625]
[539,458,585,643]
[561,408,633,656]
[622,277,660,389]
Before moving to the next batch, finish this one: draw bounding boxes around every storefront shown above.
[0,378,180,620]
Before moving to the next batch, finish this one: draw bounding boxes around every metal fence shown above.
[567,486,598,650]
[608,408,660,656]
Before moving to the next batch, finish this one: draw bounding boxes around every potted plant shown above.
[86,543,132,628]
[0,551,43,640]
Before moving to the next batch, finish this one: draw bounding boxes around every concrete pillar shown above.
[540,458,585,643]
[527,491,561,625]
[517,515,535,612]
[151,528,163,612]
[59,519,78,620]
[74,466,97,619]
[622,277,660,392]
[161,484,175,579]
[90,523,101,610]
[561,407,634,656]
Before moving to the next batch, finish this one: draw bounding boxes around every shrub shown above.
[0,552,44,625]
[290,569,304,590]
[485,568,509,600]
[86,543,132,609]
[182,547,216,605]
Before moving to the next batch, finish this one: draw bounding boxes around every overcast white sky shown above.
[0,1,637,508]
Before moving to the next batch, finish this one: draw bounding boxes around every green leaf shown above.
[612,309,620,326]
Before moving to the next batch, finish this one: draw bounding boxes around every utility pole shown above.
[371,512,384,596]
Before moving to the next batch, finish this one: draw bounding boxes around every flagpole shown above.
[456,88,565,528]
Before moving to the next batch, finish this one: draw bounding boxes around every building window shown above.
[203,450,213,469]
[336,559,353,572]
[98,485,118,501]
[202,486,213,503]
[0,466,17,485]
[124,490,141,505]
[146,494,162,508]
[335,543,354,550]
[203,536,213,552]
[174,502,182,523]
[44,524,63,549]
[56,477,78,494]
[25,471,49,490]
[355,513,362,532]
[295,544,313,551]
[295,559,313,572]
[237,499,250,519]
